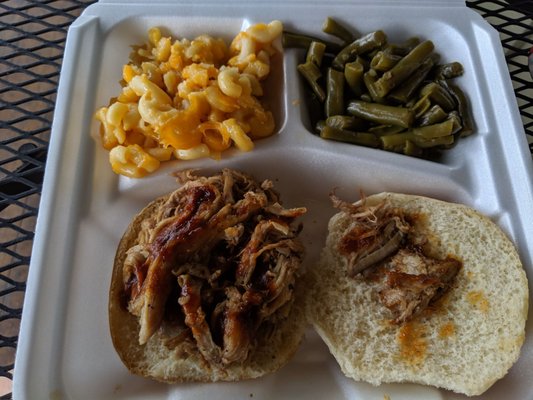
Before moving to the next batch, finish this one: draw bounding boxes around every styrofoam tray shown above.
[13,1,533,399]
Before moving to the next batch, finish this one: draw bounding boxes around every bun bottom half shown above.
[306,192,528,396]
[109,196,307,383]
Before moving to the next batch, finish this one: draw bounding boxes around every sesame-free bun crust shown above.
[109,196,307,383]
[307,192,528,396]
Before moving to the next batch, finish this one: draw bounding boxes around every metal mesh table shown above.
[0,1,531,398]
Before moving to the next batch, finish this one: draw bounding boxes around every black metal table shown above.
[0,1,531,398]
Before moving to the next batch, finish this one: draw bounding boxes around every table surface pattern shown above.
[0,1,532,398]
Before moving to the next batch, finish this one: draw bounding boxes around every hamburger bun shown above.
[306,192,528,396]
[109,169,307,382]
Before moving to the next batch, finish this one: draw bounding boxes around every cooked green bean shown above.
[322,17,354,44]
[293,20,474,159]
[355,55,370,70]
[434,62,464,80]
[384,37,421,56]
[381,130,454,149]
[374,40,435,97]
[315,119,326,134]
[368,124,405,136]
[446,82,474,137]
[344,60,365,97]
[379,119,455,150]
[412,118,454,138]
[411,95,431,118]
[447,111,463,135]
[325,68,345,117]
[332,30,387,70]
[347,100,414,128]
[415,135,454,148]
[380,132,411,149]
[402,37,422,52]
[363,69,384,103]
[326,115,366,131]
[370,51,401,71]
[320,125,380,147]
[420,82,456,112]
[388,57,434,103]
[418,104,447,126]
[282,31,342,53]
[297,61,326,102]
[404,140,423,156]
[360,93,373,102]
[306,41,327,66]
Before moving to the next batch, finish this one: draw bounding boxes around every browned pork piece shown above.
[121,169,306,367]
[332,193,461,323]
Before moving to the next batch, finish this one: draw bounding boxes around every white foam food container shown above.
[13,0,533,399]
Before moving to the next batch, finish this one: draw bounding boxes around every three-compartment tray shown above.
[13,1,533,399]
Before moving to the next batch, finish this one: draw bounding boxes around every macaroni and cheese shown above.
[95,21,282,178]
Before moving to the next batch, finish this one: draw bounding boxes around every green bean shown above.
[325,68,345,117]
[415,135,454,148]
[332,30,387,70]
[446,82,474,137]
[347,100,414,128]
[320,125,380,147]
[384,37,421,56]
[447,111,463,135]
[360,93,373,102]
[412,118,454,138]
[381,130,454,149]
[355,55,370,70]
[292,20,474,158]
[297,61,326,102]
[363,69,385,103]
[402,37,422,52]
[380,119,455,149]
[434,62,464,80]
[326,115,366,131]
[370,51,401,71]
[404,140,423,156]
[344,60,365,97]
[368,124,405,136]
[315,119,326,134]
[282,31,342,53]
[380,132,410,149]
[322,17,354,44]
[420,82,456,112]
[387,57,434,103]
[306,41,326,67]
[411,95,431,118]
[373,40,435,97]
[418,104,447,126]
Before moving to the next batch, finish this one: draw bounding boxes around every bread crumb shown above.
[292,99,301,106]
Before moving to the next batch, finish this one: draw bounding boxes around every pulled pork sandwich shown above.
[109,169,307,382]
[307,192,528,396]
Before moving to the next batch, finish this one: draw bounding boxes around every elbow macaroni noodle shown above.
[95,20,283,178]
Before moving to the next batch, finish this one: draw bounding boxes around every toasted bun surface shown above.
[109,193,307,383]
[307,192,528,396]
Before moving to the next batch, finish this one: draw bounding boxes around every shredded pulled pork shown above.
[122,169,306,366]
[333,193,461,324]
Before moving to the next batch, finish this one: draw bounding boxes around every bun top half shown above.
[307,192,528,396]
